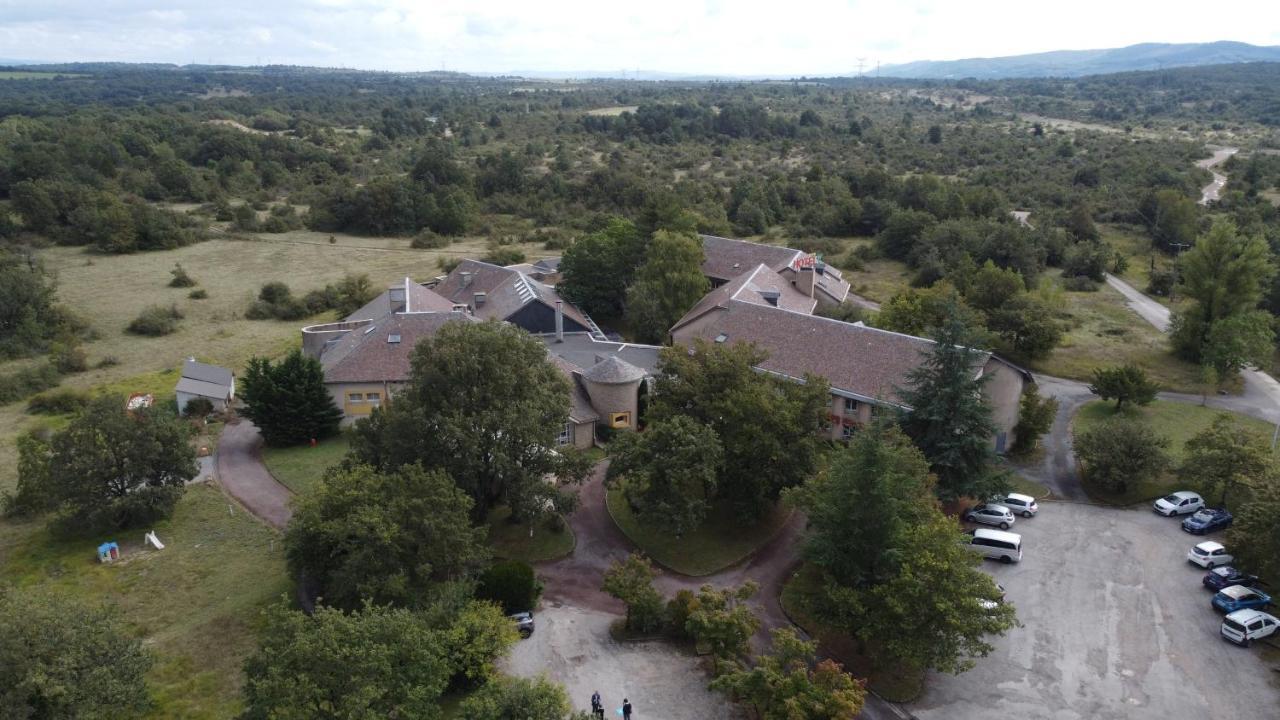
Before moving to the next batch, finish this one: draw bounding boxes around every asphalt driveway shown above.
[909,502,1278,720]
[503,602,735,719]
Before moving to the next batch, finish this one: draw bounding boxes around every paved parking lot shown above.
[909,502,1278,720]
[503,602,735,719]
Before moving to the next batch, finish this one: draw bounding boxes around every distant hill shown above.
[876,41,1280,79]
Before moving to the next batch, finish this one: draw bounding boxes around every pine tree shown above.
[240,349,343,446]
[898,303,1006,501]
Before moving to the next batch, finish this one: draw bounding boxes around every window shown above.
[841,424,855,441]
[557,423,572,446]
[347,393,363,402]
[844,397,860,415]
[366,392,381,405]
[609,412,631,429]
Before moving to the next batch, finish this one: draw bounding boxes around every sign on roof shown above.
[792,253,818,269]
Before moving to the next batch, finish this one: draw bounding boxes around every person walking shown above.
[591,691,603,719]
[622,698,632,719]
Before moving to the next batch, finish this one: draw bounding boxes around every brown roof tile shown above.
[700,235,801,282]
[672,264,816,332]
[322,312,476,384]
[434,259,593,330]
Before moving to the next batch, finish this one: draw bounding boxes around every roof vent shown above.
[474,291,487,307]
[714,333,728,343]
[760,290,780,307]
[387,334,401,344]
[460,271,473,288]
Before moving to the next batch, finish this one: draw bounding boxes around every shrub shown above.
[26,388,90,415]
[50,341,89,373]
[1147,269,1176,297]
[127,304,183,336]
[666,589,697,641]
[96,356,120,368]
[259,282,293,305]
[0,363,62,404]
[481,244,526,266]
[1076,416,1169,496]
[411,230,450,249]
[1062,275,1099,292]
[168,263,196,287]
[182,396,215,418]
[477,560,543,614]
[188,288,208,299]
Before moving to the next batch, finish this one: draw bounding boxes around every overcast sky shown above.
[2,0,1279,76]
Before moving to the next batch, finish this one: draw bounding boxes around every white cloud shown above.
[0,0,1277,74]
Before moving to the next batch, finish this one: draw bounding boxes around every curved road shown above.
[1196,146,1237,205]
[216,418,293,530]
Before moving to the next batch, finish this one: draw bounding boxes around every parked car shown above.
[996,493,1038,518]
[1181,507,1233,535]
[1187,541,1233,569]
[1203,567,1260,591]
[1153,491,1204,517]
[1212,585,1273,614]
[509,611,535,638]
[964,503,1016,529]
[962,528,1022,563]
[1221,609,1279,647]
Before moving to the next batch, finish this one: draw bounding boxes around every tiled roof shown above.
[175,377,232,399]
[181,359,233,388]
[344,278,456,321]
[672,264,816,332]
[435,259,592,329]
[541,334,662,376]
[700,235,802,282]
[581,355,647,384]
[678,300,988,406]
[322,312,476,384]
[551,355,601,423]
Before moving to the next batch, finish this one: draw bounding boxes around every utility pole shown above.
[856,57,866,77]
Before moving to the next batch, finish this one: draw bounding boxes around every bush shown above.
[188,288,208,299]
[96,356,120,368]
[411,230,451,249]
[27,388,90,415]
[259,281,292,305]
[481,244,526,266]
[168,263,196,287]
[182,396,215,418]
[666,589,697,641]
[127,304,183,336]
[1147,269,1176,297]
[477,560,543,614]
[50,341,88,373]
[1062,275,1099,292]
[1076,416,1169,496]
[0,363,62,404]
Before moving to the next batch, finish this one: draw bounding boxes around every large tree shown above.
[711,628,866,720]
[240,349,344,447]
[602,553,665,634]
[348,320,587,520]
[242,603,453,720]
[1075,417,1169,496]
[898,306,1006,502]
[650,340,830,519]
[606,415,723,535]
[1140,188,1198,253]
[557,217,645,318]
[286,463,488,610]
[1178,414,1273,506]
[625,230,710,344]
[457,677,575,720]
[1227,473,1280,581]
[1088,364,1159,409]
[36,394,196,532]
[1170,220,1275,365]
[0,591,153,720]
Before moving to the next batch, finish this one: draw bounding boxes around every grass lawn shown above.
[485,505,576,563]
[1071,399,1276,504]
[1030,281,1204,393]
[1008,474,1052,499]
[0,483,289,718]
[780,564,924,702]
[260,433,350,496]
[605,483,791,576]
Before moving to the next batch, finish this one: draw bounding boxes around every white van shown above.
[964,528,1023,563]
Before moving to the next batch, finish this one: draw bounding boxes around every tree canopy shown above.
[240,349,344,447]
[1088,364,1159,409]
[557,217,646,318]
[711,628,866,720]
[625,230,710,344]
[606,414,723,535]
[1178,414,1273,507]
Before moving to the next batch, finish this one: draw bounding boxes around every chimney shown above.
[796,266,815,298]
[760,290,780,307]
[388,284,407,314]
[555,300,564,342]
[461,271,473,288]
[473,291,487,307]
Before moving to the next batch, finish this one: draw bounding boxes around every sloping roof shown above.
[678,300,989,406]
[435,259,593,329]
[322,312,476,384]
[582,355,647,384]
[811,263,851,305]
[533,257,562,272]
[700,234,803,282]
[344,278,456,322]
[175,377,232,400]
[541,333,662,376]
[550,355,600,423]
[181,359,233,388]
[672,264,817,332]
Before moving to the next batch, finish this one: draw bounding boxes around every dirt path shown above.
[215,418,293,529]
[1196,146,1237,205]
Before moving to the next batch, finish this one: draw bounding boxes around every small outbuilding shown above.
[174,358,235,414]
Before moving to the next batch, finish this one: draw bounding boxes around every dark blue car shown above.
[1181,507,1233,535]
[1203,566,1260,591]
[1212,585,1272,614]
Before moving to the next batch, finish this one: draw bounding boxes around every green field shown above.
[605,482,791,576]
[1071,399,1275,504]
[261,433,350,496]
[0,71,86,79]
[0,483,288,718]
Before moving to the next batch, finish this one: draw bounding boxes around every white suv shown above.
[997,493,1038,518]
[1221,610,1279,647]
[1188,541,1233,569]
[1154,491,1203,517]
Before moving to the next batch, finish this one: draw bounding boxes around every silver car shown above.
[964,503,1016,530]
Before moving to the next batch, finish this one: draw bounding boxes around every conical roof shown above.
[581,355,646,384]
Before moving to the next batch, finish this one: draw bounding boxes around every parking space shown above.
[502,602,734,719]
[910,502,1278,720]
